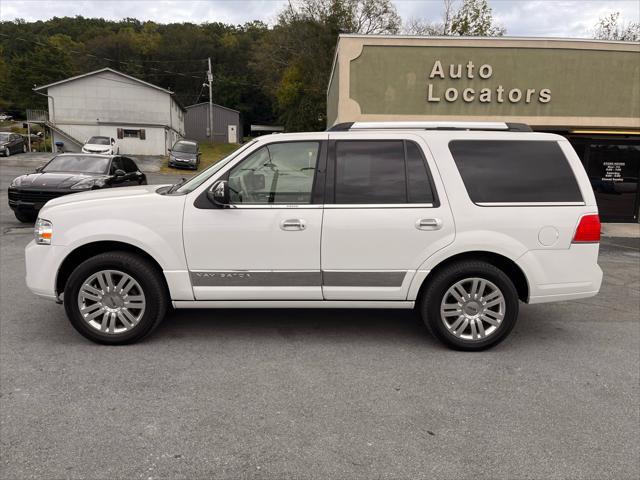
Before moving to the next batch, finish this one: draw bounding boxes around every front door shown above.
[228,125,238,143]
[321,133,455,300]
[182,138,327,300]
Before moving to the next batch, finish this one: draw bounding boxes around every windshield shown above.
[0,133,10,141]
[173,141,198,153]
[87,136,110,145]
[43,155,111,174]
[175,141,257,194]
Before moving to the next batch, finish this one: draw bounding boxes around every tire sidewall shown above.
[422,262,519,351]
[64,252,166,344]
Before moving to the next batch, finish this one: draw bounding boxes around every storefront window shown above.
[570,137,640,223]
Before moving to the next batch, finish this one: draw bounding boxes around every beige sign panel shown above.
[327,36,640,129]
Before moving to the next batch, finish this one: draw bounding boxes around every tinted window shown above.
[228,142,319,204]
[110,157,124,173]
[173,141,198,153]
[87,136,110,145]
[406,141,434,203]
[334,140,436,204]
[43,155,110,174]
[122,157,138,173]
[449,140,583,203]
[335,141,406,204]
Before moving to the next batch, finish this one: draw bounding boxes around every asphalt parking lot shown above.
[1,163,638,479]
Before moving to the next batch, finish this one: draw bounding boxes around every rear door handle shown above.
[416,218,442,230]
[280,219,306,231]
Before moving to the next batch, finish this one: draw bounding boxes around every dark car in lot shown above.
[1,132,27,156]
[168,139,200,170]
[8,153,147,223]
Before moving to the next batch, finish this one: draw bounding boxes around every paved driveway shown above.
[1,165,638,479]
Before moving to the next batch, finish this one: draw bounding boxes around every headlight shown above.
[70,178,105,190]
[10,176,23,187]
[34,218,53,245]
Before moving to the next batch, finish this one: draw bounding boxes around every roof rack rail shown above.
[327,121,533,132]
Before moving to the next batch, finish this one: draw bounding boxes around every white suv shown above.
[25,122,603,350]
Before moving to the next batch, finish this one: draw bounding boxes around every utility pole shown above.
[207,57,214,144]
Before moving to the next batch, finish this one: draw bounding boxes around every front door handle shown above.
[280,219,306,231]
[416,218,442,230]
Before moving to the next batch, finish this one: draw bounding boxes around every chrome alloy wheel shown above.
[440,277,506,341]
[77,270,146,334]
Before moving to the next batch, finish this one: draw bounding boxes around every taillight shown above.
[573,214,601,243]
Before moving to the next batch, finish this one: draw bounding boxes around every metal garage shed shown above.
[184,102,242,144]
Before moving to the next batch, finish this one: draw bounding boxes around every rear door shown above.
[321,132,455,300]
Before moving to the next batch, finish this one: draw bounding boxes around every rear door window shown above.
[448,140,583,203]
[334,140,437,205]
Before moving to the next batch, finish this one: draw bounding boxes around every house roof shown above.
[185,102,240,114]
[34,67,175,95]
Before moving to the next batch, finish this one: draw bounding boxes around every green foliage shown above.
[0,1,401,131]
[450,0,505,37]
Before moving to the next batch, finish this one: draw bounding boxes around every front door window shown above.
[227,142,320,204]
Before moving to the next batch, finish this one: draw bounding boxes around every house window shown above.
[117,128,146,140]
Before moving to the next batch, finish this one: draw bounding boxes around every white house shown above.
[34,68,185,156]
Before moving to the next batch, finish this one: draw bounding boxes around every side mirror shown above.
[167,148,172,153]
[207,180,230,206]
[114,169,126,177]
[111,138,115,145]
[35,165,44,173]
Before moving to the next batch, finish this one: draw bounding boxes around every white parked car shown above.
[26,122,603,350]
[82,136,118,155]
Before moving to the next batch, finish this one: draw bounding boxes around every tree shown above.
[403,0,456,36]
[449,0,505,36]
[594,12,640,42]
[281,0,401,34]
[251,0,401,131]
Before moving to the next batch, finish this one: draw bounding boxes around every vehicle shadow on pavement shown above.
[144,305,565,351]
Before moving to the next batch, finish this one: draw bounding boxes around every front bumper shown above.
[8,188,72,213]
[82,148,112,154]
[25,240,69,300]
[169,157,196,168]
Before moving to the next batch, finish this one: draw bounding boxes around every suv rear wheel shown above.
[64,251,168,344]
[420,260,519,351]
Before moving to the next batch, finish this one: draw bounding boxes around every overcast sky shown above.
[1,0,638,38]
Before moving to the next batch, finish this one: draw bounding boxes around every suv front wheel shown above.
[64,251,168,344]
[420,260,519,351]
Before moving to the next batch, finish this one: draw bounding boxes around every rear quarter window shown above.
[448,140,583,204]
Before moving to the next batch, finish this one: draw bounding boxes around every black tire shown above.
[419,260,519,351]
[64,251,168,345]
[4,146,10,157]
[14,210,37,223]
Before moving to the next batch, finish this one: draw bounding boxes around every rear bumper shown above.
[517,244,603,304]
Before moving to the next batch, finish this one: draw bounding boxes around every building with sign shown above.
[327,35,640,222]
